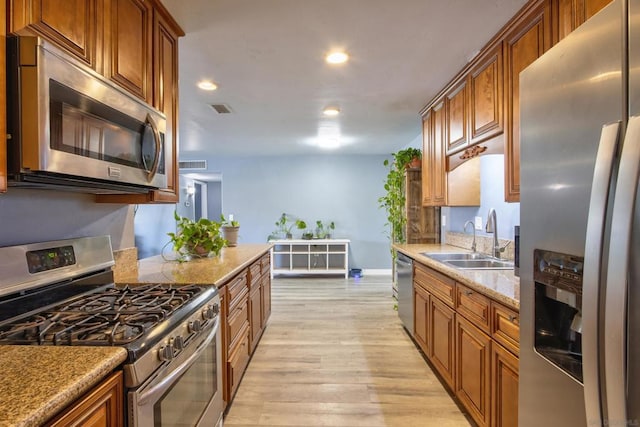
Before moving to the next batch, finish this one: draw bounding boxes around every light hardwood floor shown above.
[224,275,472,427]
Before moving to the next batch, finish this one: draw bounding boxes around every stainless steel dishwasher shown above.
[396,252,413,334]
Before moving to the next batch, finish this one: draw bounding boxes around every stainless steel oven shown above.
[6,36,168,193]
[0,236,223,427]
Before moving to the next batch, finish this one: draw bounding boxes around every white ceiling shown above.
[162,0,528,157]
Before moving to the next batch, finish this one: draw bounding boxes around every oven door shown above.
[130,316,223,427]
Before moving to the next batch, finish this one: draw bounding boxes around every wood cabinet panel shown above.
[414,263,456,307]
[491,302,520,355]
[0,0,6,193]
[492,343,519,427]
[413,282,429,354]
[504,0,552,202]
[10,0,101,68]
[227,325,250,402]
[456,316,491,427]
[261,274,271,324]
[469,43,503,144]
[556,0,612,42]
[249,287,262,351]
[421,101,447,206]
[429,296,456,389]
[107,0,152,101]
[456,283,491,333]
[227,295,249,348]
[45,371,123,427]
[227,271,248,308]
[445,80,468,154]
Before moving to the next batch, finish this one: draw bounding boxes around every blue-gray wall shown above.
[135,154,393,269]
[0,188,134,249]
[444,154,520,240]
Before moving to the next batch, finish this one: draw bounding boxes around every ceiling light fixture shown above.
[197,80,218,91]
[325,51,349,64]
[323,107,340,116]
[317,138,340,150]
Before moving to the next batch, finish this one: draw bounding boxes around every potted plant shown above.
[296,219,314,239]
[220,214,240,247]
[167,211,227,261]
[315,220,335,239]
[274,213,295,239]
[396,147,422,169]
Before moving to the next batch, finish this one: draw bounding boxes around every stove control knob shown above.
[158,345,174,361]
[212,303,220,316]
[171,335,185,351]
[188,320,202,333]
[202,304,217,320]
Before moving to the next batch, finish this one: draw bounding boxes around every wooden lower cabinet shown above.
[261,273,271,324]
[227,325,251,401]
[413,283,429,354]
[45,371,123,427]
[249,286,262,351]
[491,342,519,427]
[456,315,491,427]
[429,296,456,389]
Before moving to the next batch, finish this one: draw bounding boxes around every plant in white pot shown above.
[167,212,227,261]
[221,214,240,247]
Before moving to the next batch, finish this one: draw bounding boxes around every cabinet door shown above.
[504,0,552,202]
[10,0,101,68]
[106,0,152,102]
[456,316,491,427]
[413,283,429,354]
[0,0,6,193]
[261,274,271,324]
[445,79,468,155]
[557,0,612,42]
[421,112,434,205]
[491,343,519,427]
[45,371,123,427]
[429,296,456,389]
[249,287,262,351]
[469,43,503,145]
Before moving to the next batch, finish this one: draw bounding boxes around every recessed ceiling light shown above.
[325,51,349,64]
[317,138,340,150]
[197,80,218,91]
[323,107,340,116]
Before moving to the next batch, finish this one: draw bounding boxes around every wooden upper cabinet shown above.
[469,42,504,145]
[556,0,613,42]
[421,102,447,207]
[445,79,468,155]
[504,0,552,202]
[106,0,152,102]
[9,0,101,68]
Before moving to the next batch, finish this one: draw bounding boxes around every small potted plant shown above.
[220,214,240,247]
[274,213,295,239]
[296,219,314,239]
[315,220,336,239]
[167,211,227,261]
[396,147,422,169]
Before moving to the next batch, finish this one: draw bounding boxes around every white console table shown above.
[269,239,350,278]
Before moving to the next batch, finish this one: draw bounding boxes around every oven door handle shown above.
[143,113,162,182]
[137,316,219,406]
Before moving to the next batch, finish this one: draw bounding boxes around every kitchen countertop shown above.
[394,243,520,310]
[116,244,273,286]
[0,346,127,427]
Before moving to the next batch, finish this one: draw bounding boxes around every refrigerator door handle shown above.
[605,115,640,426]
[583,122,621,427]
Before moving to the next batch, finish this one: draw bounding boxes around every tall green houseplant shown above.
[378,147,422,247]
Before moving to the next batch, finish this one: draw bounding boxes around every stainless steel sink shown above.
[444,259,514,270]
[421,252,514,270]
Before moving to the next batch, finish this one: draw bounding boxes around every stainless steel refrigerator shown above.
[520,0,640,425]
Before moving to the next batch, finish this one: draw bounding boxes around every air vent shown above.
[179,160,207,170]
[210,104,232,114]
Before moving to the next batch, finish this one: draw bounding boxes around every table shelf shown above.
[269,239,350,278]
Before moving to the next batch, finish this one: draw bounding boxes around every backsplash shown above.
[445,231,515,261]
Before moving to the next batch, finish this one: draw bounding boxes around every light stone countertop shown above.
[0,346,127,427]
[394,243,520,310]
[116,244,273,286]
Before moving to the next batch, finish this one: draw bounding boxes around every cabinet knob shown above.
[464,290,473,296]
[509,315,518,323]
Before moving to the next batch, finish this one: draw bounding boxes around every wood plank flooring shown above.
[224,275,472,427]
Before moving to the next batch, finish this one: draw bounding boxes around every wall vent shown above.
[210,104,232,114]
[179,160,207,170]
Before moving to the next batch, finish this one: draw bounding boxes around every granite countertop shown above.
[116,244,273,286]
[394,243,520,310]
[0,346,127,427]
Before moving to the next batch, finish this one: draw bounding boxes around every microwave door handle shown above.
[144,113,162,182]
[582,122,621,427]
[136,316,219,406]
[604,116,640,426]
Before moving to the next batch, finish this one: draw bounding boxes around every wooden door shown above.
[261,274,271,324]
[429,296,456,389]
[106,0,152,101]
[413,283,429,354]
[557,0,612,42]
[456,316,491,427]
[491,343,519,427]
[445,79,468,155]
[10,0,101,69]
[504,0,552,202]
[421,112,434,205]
[432,101,447,205]
[249,287,262,351]
[0,0,6,193]
[469,42,503,144]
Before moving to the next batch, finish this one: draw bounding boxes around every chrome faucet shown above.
[463,220,477,252]
[485,208,501,258]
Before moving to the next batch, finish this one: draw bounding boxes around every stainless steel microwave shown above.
[6,36,168,193]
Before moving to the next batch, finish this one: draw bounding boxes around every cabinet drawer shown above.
[456,283,491,333]
[249,262,261,286]
[226,271,248,309]
[415,263,456,307]
[491,303,520,355]
[228,326,250,399]
[227,296,249,349]
[260,254,271,274]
